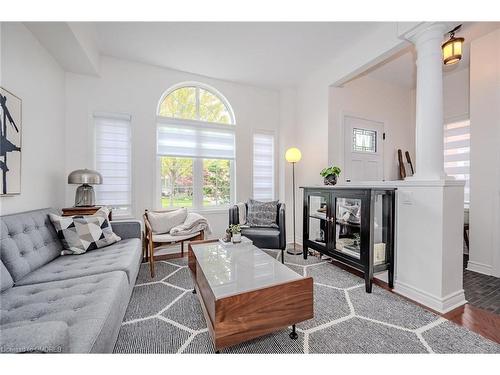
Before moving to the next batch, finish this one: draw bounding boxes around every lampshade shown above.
[285,147,302,163]
[68,169,103,185]
[442,36,464,65]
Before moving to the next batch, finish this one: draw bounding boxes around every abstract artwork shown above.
[0,87,22,195]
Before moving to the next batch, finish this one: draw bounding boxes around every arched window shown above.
[156,83,235,210]
[158,83,235,124]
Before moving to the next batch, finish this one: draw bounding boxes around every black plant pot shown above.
[324,174,337,186]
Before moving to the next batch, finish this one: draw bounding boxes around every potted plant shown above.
[229,224,242,243]
[320,166,341,186]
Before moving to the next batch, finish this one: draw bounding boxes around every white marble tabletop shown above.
[190,241,303,299]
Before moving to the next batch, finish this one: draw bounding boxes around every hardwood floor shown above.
[443,304,500,344]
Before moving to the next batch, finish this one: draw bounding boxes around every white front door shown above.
[344,115,384,181]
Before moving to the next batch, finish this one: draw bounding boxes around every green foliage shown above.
[159,86,232,124]
[160,157,193,207]
[203,159,230,206]
[160,157,231,208]
[159,87,196,120]
[229,224,241,234]
[320,166,341,178]
[199,89,231,124]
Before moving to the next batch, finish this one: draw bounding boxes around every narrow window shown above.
[253,132,275,200]
[444,118,470,204]
[94,113,132,217]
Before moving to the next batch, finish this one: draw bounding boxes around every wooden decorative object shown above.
[405,151,414,175]
[188,240,313,351]
[144,209,204,278]
[398,149,406,180]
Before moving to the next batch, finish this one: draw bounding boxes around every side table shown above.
[61,206,112,221]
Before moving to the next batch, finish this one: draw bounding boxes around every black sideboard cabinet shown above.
[301,186,396,293]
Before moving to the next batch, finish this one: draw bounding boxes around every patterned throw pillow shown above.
[49,207,121,255]
[246,199,279,228]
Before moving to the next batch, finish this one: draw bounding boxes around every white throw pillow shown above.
[147,208,187,234]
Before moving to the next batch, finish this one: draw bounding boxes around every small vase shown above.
[232,233,242,243]
[324,174,337,186]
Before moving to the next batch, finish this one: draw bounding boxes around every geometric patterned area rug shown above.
[114,250,500,354]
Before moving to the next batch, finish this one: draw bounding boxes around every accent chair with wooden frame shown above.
[143,209,204,277]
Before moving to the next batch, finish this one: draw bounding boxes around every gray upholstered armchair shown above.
[229,202,286,262]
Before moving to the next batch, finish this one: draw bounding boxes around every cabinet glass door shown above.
[334,197,362,259]
[306,192,330,249]
[373,193,387,265]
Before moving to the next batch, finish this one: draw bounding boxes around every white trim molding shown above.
[394,280,467,314]
[466,260,493,276]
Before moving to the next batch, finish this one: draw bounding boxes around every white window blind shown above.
[94,113,132,217]
[444,118,470,204]
[157,121,235,160]
[253,132,275,200]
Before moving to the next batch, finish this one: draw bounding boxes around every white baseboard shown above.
[394,280,466,314]
[466,260,493,276]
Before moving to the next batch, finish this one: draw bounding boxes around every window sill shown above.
[188,207,230,215]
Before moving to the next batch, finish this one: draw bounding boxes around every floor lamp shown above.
[285,147,302,255]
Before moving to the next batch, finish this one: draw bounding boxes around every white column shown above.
[411,24,447,180]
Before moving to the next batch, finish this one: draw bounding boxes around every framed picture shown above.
[0,87,22,195]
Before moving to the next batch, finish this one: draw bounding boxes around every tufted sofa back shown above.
[1,208,62,284]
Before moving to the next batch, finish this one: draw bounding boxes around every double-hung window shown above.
[157,83,235,209]
[444,117,470,205]
[253,132,275,200]
[94,112,132,217]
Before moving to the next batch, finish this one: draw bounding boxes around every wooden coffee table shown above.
[188,239,313,351]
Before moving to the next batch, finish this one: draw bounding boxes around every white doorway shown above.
[343,115,384,181]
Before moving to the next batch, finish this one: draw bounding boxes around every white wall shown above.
[468,29,500,277]
[278,88,298,245]
[444,67,469,121]
[329,75,415,181]
[65,56,281,237]
[292,24,408,244]
[0,23,66,215]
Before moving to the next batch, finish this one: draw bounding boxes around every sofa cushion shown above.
[0,321,69,353]
[110,220,142,240]
[1,208,62,282]
[16,238,142,287]
[0,271,130,353]
[1,259,14,292]
[241,227,281,249]
[49,207,121,255]
[246,199,279,228]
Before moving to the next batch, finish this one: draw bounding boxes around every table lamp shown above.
[285,147,302,255]
[68,169,103,207]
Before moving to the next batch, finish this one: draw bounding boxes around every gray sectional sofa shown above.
[0,208,142,353]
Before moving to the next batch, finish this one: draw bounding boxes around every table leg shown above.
[289,324,298,340]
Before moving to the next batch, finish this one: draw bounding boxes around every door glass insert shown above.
[308,194,328,246]
[352,128,376,153]
[334,198,361,259]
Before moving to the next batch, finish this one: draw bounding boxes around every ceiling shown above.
[363,22,500,89]
[94,22,382,89]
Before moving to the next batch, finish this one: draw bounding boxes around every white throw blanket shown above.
[170,212,212,236]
